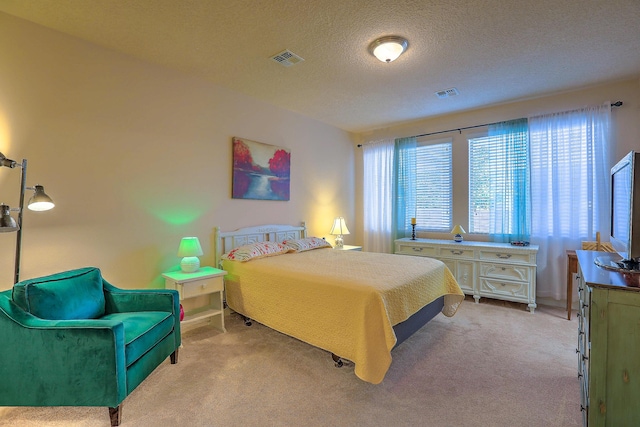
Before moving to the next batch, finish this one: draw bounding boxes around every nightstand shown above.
[335,245,362,251]
[162,266,227,332]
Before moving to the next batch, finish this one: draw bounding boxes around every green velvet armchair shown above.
[0,267,181,426]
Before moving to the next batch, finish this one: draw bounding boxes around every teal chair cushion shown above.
[102,311,174,367]
[12,267,106,320]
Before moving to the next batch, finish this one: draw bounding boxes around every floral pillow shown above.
[282,237,332,252]
[221,241,294,262]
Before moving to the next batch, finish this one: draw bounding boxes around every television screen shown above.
[609,151,640,268]
[611,161,631,256]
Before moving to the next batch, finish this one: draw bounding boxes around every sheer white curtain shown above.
[363,139,395,253]
[529,103,611,299]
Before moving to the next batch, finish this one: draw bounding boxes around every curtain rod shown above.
[357,101,623,147]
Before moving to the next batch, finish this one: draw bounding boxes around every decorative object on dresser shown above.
[177,236,203,273]
[581,231,614,253]
[576,249,640,426]
[395,238,538,313]
[329,216,350,248]
[450,224,466,242]
[162,266,227,333]
[0,151,55,284]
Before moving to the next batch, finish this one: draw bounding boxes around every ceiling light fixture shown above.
[369,36,408,63]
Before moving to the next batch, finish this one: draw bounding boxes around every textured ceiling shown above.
[0,0,639,133]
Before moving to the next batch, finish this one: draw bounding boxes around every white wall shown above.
[0,13,356,290]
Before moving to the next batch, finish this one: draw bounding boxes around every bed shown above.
[215,222,464,384]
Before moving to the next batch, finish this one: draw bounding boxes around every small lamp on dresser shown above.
[177,237,203,273]
[451,225,466,242]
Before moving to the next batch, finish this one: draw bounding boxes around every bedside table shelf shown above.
[162,266,227,333]
[181,307,224,326]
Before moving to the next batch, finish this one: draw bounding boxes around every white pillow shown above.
[221,241,294,262]
[282,237,332,252]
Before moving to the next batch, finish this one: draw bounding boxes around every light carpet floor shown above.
[0,297,582,427]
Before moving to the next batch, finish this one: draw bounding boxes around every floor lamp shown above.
[0,152,55,284]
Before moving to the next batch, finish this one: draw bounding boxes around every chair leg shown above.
[109,404,122,426]
[170,347,179,364]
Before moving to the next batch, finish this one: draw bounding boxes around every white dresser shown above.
[395,238,539,312]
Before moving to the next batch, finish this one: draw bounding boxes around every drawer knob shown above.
[496,253,512,259]
[450,250,463,255]
[412,247,423,252]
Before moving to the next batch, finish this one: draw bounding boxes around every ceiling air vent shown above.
[435,87,460,99]
[270,49,305,67]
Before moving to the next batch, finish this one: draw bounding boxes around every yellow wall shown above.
[0,13,356,290]
[354,78,640,242]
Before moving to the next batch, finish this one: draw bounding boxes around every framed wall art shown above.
[232,137,291,201]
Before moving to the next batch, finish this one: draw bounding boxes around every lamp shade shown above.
[0,152,17,168]
[451,225,466,235]
[330,217,350,249]
[0,204,19,232]
[330,217,350,236]
[177,237,203,273]
[369,36,408,63]
[178,237,203,256]
[27,185,55,211]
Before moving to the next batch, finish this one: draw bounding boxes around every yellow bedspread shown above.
[223,248,464,384]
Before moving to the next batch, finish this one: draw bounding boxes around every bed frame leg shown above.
[242,315,252,326]
[331,353,344,368]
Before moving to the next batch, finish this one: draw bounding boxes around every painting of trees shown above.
[231,137,291,201]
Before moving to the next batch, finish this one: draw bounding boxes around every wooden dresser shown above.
[395,238,538,312]
[577,250,640,426]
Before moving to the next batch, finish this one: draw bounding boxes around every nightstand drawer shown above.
[479,263,531,282]
[181,276,224,298]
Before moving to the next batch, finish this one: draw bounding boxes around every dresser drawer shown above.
[479,277,529,299]
[395,243,437,257]
[438,247,475,259]
[180,276,224,298]
[479,263,531,282]
[478,249,532,264]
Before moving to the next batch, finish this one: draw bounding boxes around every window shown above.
[468,120,529,238]
[415,140,452,231]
